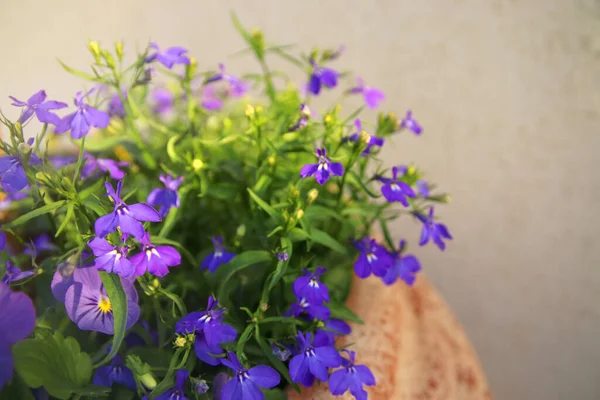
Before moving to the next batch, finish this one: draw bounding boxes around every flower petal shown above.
[0,282,36,344]
[94,213,119,238]
[329,162,344,177]
[27,90,47,105]
[300,163,319,178]
[248,365,280,388]
[127,203,162,222]
[0,343,14,389]
[356,364,376,386]
[221,379,243,400]
[289,354,314,387]
[314,346,342,368]
[328,368,351,395]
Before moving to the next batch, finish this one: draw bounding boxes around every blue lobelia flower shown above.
[349,77,385,109]
[81,153,129,181]
[54,89,110,139]
[152,88,175,115]
[415,207,452,251]
[200,236,235,273]
[194,379,209,395]
[382,240,422,286]
[93,354,136,391]
[416,179,429,197]
[307,59,339,95]
[400,110,422,135]
[313,318,352,347]
[293,266,329,305]
[2,260,35,284]
[129,232,181,277]
[344,119,385,156]
[220,352,280,400]
[212,372,230,400]
[107,90,126,119]
[328,350,376,400]
[94,180,162,240]
[205,63,249,98]
[88,236,134,278]
[352,237,394,279]
[300,148,344,185]
[287,297,331,321]
[289,331,342,387]
[0,138,42,193]
[147,174,184,217]
[154,370,190,400]
[23,233,58,256]
[145,42,190,69]
[271,343,293,362]
[8,90,67,125]
[377,166,416,207]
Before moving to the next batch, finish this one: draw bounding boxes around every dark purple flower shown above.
[54,89,110,139]
[147,174,183,217]
[0,139,42,193]
[382,242,421,286]
[63,265,140,334]
[416,207,452,251]
[193,331,225,366]
[271,343,293,362]
[287,297,330,321]
[0,231,5,252]
[152,88,175,115]
[377,166,416,206]
[276,252,289,262]
[220,352,280,400]
[293,266,329,305]
[313,318,352,347]
[200,236,235,273]
[349,78,385,109]
[300,148,344,185]
[129,232,181,277]
[8,90,67,125]
[154,370,189,400]
[2,261,35,284]
[145,42,190,69]
[88,236,134,278]
[81,153,129,181]
[353,237,394,278]
[24,233,57,256]
[195,379,209,394]
[345,119,385,156]
[289,331,342,387]
[93,354,136,390]
[328,350,375,400]
[212,372,230,400]
[308,60,339,95]
[0,281,36,389]
[94,180,162,239]
[50,251,93,303]
[400,110,422,135]
[416,179,429,197]
[205,63,248,98]
[108,91,126,119]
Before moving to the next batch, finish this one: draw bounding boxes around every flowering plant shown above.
[0,14,451,400]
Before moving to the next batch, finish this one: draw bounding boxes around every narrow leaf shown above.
[311,228,348,255]
[3,200,66,229]
[247,189,282,222]
[55,202,74,238]
[94,272,128,368]
[347,170,381,198]
[57,60,100,81]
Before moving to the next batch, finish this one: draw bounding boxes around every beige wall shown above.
[2,0,599,398]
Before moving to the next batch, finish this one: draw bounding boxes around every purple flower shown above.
[108,91,126,119]
[93,354,136,390]
[287,297,330,321]
[88,236,134,278]
[400,110,422,135]
[353,237,394,278]
[54,89,110,139]
[289,331,342,387]
[0,139,42,193]
[129,232,181,277]
[200,236,235,273]
[271,343,293,362]
[377,166,416,206]
[416,179,429,197]
[308,60,339,95]
[63,265,140,334]
[328,350,376,400]
[293,266,329,305]
[147,174,183,217]
[8,90,67,125]
[212,372,230,400]
[416,207,452,251]
[195,379,209,395]
[152,88,175,115]
[2,261,35,284]
[94,180,162,239]
[345,119,385,156]
[24,233,57,256]
[0,282,36,389]
[145,42,190,69]
[49,155,76,169]
[313,318,351,347]
[349,78,385,109]
[206,63,248,98]
[0,231,5,252]
[81,153,129,181]
[382,243,421,286]
[276,252,289,262]
[220,352,280,400]
[300,148,344,185]
[51,251,92,303]
[199,85,223,111]
[154,370,189,400]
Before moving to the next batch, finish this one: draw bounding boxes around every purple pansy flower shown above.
[146,42,190,69]
[353,237,394,278]
[2,261,35,284]
[81,153,129,181]
[54,89,110,139]
[220,352,280,400]
[94,180,162,239]
[88,236,134,278]
[129,232,181,277]
[24,233,57,256]
[416,179,429,197]
[416,207,452,251]
[328,350,376,400]
[293,266,329,305]
[308,60,339,95]
[147,174,183,217]
[289,331,342,387]
[349,77,385,109]
[313,318,352,347]
[0,138,42,193]
[108,91,126,119]
[51,251,92,303]
[93,354,136,390]
[382,242,421,286]
[205,63,248,98]
[154,370,189,400]
[377,166,416,206]
[400,110,422,135]
[200,236,235,273]
[8,90,67,125]
[345,119,385,156]
[63,265,140,334]
[287,297,331,321]
[300,148,344,185]
[0,282,36,389]
[152,88,175,115]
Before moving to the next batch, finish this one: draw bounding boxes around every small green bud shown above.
[307,188,319,205]
[192,159,204,172]
[260,302,269,312]
[102,50,116,69]
[139,372,157,390]
[186,57,197,80]
[245,104,255,119]
[267,155,276,166]
[359,130,371,145]
[290,188,300,199]
[88,41,101,64]
[236,224,246,237]
[115,41,124,61]
[17,141,31,155]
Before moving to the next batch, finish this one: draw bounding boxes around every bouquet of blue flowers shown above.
[0,14,451,400]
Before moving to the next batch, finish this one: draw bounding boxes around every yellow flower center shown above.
[97,297,112,313]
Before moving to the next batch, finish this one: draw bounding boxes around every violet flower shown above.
[147,174,183,217]
[377,166,416,206]
[212,372,230,400]
[199,85,223,111]
[287,297,330,321]
[129,232,181,277]
[349,77,385,109]
[94,180,162,239]
[400,110,422,135]
[293,266,329,305]
[2,261,35,284]
[200,236,235,273]
[416,179,429,197]
[0,281,36,389]
[49,155,76,169]
[54,89,110,139]
[382,242,421,286]
[51,251,92,303]
[107,91,126,119]
[276,252,289,262]
[24,233,57,256]
[81,153,129,181]
[328,350,376,400]
[0,231,5,252]
[300,148,344,185]
[154,370,189,400]
[308,60,339,95]
[271,343,293,362]
[205,63,248,98]
[220,352,280,400]
[8,90,67,125]
[145,42,190,69]
[415,207,452,251]
[152,88,175,115]
[345,119,385,156]
[63,265,140,334]
[289,331,342,387]
[0,138,42,193]
[88,236,134,278]
[195,379,209,395]
[313,318,352,347]
[353,237,394,278]
[93,354,136,390]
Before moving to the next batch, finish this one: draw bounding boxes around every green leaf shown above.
[58,59,101,81]
[126,92,141,119]
[311,228,348,255]
[72,384,111,397]
[304,205,344,222]
[230,11,253,48]
[255,334,301,393]
[83,198,107,217]
[166,134,183,163]
[217,250,273,308]
[3,200,66,229]
[94,272,128,368]
[205,183,240,200]
[263,388,287,400]
[379,218,396,251]
[347,170,381,198]
[83,135,136,152]
[328,299,364,324]
[79,177,106,200]
[342,106,365,125]
[247,189,282,222]
[266,226,284,238]
[287,227,310,242]
[13,332,93,399]
[55,202,74,238]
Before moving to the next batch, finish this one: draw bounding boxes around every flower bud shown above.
[307,188,319,204]
[245,104,255,119]
[17,141,31,155]
[295,209,304,220]
[359,130,371,145]
[115,41,124,61]
[102,50,116,69]
[260,302,269,312]
[407,165,416,176]
[174,336,187,347]
[267,155,276,166]
[192,159,204,172]
[290,188,300,198]
[88,41,101,64]
[186,57,197,80]
[441,194,451,203]
[195,380,209,395]
[236,224,246,237]
[324,114,334,127]
[255,105,263,114]
[139,372,157,390]
[299,103,311,119]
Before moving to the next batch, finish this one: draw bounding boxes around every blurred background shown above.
[1,0,600,398]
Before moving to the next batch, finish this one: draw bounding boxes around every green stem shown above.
[259,58,276,103]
